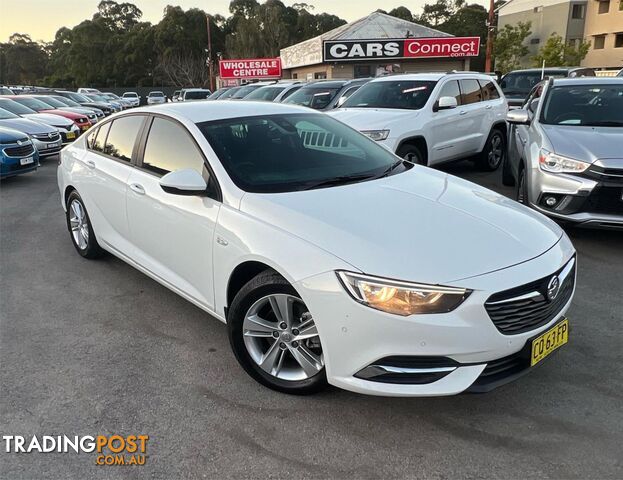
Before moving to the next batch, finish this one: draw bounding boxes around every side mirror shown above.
[435,96,458,111]
[528,98,540,113]
[507,109,530,125]
[159,169,207,195]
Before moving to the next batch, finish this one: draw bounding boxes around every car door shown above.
[427,79,471,165]
[79,115,145,253]
[511,85,542,170]
[458,78,487,154]
[125,116,221,311]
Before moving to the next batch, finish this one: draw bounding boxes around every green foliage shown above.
[388,7,414,22]
[0,34,49,85]
[532,33,591,67]
[493,22,532,73]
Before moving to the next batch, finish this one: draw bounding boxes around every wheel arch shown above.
[226,260,284,319]
[491,120,507,138]
[64,185,77,208]
[396,136,428,164]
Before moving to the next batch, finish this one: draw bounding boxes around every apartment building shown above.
[581,0,623,68]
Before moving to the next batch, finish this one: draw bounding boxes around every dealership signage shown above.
[219,58,282,79]
[323,37,480,61]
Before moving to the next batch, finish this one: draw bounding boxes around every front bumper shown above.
[527,163,623,229]
[295,235,575,396]
[31,137,62,157]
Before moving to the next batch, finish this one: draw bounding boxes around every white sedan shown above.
[57,101,576,396]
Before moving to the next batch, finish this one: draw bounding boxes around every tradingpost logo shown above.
[2,434,149,466]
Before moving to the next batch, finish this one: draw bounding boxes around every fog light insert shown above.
[538,193,569,211]
[545,196,558,207]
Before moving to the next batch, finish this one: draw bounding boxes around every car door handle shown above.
[459,110,468,115]
[129,183,145,195]
[485,105,493,110]
[84,159,95,169]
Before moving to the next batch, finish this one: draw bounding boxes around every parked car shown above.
[58,101,576,396]
[505,77,622,229]
[180,88,211,101]
[77,88,101,94]
[500,67,595,109]
[0,86,14,95]
[102,92,134,109]
[84,93,124,111]
[0,98,80,144]
[55,91,114,116]
[0,126,39,179]
[6,95,92,133]
[0,107,62,157]
[44,94,105,120]
[207,87,232,100]
[171,90,182,102]
[147,91,166,105]
[122,91,141,107]
[30,95,99,125]
[216,86,242,100]
[228,82,276,100]
[329,73,508,171]
[244,82,303,102]
[283,79,370,110]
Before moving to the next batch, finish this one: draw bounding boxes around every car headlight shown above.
[538,149,589,173]
[361,130,390,141]
[337,271,471,316]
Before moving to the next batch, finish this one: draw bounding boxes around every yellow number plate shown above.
[66,132,76,139]
[531,318,569,366]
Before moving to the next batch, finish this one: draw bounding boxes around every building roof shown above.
[320,12,452,41]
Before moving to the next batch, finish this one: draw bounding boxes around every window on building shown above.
[598,0,610,14]
[615,33,623,48]
[571,3,586,18]
[314,72,327,79]
[354,65,372,78]
[530,38,540,44]
[594,35,606,49]
[292,73,298,79]
[619,0,623,11]
[533,6,543,12]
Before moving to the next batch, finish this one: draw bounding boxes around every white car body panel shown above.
[57,102,576,396]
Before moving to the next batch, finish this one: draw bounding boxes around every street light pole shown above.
[206,14,215,91]
[485,0,496,72]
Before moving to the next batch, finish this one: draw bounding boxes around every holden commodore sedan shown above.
[57,102,576,396]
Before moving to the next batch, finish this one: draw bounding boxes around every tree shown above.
[0,33,49,84]
[388,7,414,22]
[532,33,590,67]
[493,21,532,73]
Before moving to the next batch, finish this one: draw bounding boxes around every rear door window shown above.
[437,80,462,105]
[478,80,501,101]
[459,79,483,105]
[91,122,111,153]
[103,115,144,161]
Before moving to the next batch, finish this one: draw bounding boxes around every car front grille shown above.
[484,258,575,335]
[584,187,623,215]
[4,144,35,157]
[32,132,61,142]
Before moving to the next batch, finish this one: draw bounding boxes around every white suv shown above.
[329,73,508,170]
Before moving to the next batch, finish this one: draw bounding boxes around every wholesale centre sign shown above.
[323,37,480,61]
[219,58,282,79]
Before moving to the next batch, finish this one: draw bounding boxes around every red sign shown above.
[403,37,480,58]
[219,58,282,79]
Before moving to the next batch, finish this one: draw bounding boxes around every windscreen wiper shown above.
[300,173,377,190]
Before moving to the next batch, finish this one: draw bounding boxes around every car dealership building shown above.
[280,12,479,80]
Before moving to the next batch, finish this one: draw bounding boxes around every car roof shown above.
[506,67,587,74]
[130,100,316,123]
[550,77,623,86]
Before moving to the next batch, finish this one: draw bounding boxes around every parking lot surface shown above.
[1,156,622,479]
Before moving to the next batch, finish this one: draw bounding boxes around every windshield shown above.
[219,87,241,99]
[0,99,36,115]
[53,96,80,107]
[185,90,210,100]
[244,86,285,101]
[500,72,567,96]
[342,81,436,110]
[123,93,138,98]
[284,86,341,109]
[0,107,18,119]
[149,92,164,97]
[105,93,120,99]
[540,84,623,126]
[34,96,67,108]
[64,92,90,103]
[208,88,229,99]
[197,113,406,193]
[11,97,53,111]
[231,85,261,99]
[87,94,109,102]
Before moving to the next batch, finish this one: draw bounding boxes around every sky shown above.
[0,0,478,43]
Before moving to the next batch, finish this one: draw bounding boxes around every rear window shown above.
[185,90,210,100]
[103,116,144,161]
[244,86,285,101]
[341,81,436,110]
[284,86,342,109]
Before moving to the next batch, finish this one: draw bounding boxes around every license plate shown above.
[20,157,34,165]
[531,318,569,366]
[66,132,76,139]
[47,142,58,148]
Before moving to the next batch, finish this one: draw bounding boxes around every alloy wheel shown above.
[487,134,504,169]
[242,294,324,381]
[69,199,89,250]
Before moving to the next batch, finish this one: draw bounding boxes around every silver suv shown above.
[504,77,623,229]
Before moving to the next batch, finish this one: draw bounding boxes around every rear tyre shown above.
[397,144,425,165]
[476,129,506,171]
[66,191,104,259]
[227,271,327,395]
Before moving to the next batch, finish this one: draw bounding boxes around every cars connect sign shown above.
[324,37,480,61]
[219,58,282,79]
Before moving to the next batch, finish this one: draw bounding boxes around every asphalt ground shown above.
[1,155,621,479]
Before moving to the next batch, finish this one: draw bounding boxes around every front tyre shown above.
[476,129,506,171]
[397,144,425,165]
[66,191,104,259]
[228,271,327,395]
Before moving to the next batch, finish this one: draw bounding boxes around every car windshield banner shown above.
[219,58,282,79]
[324,37,480,61]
